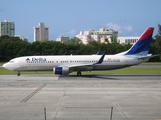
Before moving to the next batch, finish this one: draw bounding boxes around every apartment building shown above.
[0,20,15,36]
[76,28,118,44]
[33,22,49,42]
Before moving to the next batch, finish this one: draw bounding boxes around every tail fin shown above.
[125,27,154,56]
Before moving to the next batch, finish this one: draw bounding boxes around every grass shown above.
[76,67,161,75]
[0,62,161,75]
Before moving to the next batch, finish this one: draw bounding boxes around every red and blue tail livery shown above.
[125,27,154,55]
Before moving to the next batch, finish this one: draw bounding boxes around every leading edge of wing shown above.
[68,53,105,68]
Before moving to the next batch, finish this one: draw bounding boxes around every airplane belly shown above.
[16,64,53,71]
[26,66,53,71]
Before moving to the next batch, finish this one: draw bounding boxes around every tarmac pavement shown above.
[0,74,161,120]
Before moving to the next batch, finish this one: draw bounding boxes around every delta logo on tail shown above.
[125,27,154,55]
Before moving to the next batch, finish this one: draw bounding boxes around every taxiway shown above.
[0,74,161,120]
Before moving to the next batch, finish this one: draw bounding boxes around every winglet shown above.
[96,53,105,64]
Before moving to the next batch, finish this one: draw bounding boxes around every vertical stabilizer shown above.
[125,27,154,56]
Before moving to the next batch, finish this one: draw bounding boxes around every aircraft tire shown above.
[77,71,82,76]
[17,72,20,76]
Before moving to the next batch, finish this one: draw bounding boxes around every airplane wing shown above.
[69,63,95,71]
[68,53,105,70]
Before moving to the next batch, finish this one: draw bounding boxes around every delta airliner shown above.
[3,27,157,76]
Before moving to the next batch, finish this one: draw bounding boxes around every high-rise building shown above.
[33,22,49,42]
[0,20,15,36]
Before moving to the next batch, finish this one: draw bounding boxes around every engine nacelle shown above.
[53,67,69,75]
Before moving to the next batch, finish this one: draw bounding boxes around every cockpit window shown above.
[9,60,14,63]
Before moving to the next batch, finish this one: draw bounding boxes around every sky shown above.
[0,0,161,42]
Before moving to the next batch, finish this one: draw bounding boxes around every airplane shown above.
[3,27,158,76]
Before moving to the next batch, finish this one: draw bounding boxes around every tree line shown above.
[0,25,161,62]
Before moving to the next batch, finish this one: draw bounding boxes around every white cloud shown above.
[106,22,134,36]
[66,29,77,36]
[124,26,133,32]
[106,22,121,31]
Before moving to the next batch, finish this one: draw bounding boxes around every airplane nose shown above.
[3,63,12,71]
[3,63,8,69]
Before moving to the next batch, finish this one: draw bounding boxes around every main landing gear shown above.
[77,71,82,76]
[17,72,21,76]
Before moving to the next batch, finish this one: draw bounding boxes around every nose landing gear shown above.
[17,72,21,76]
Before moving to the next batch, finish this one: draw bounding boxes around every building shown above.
[33,22,49,42]
[76,28,118,44]
[56,36,70,42]
[0,20,15,36]
[117,37,139,44]
[14,35,28,42]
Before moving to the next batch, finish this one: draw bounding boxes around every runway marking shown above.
[65,107,112,108]
[102,86,129,119]
[21,84,46,103]
[54,79,70,120]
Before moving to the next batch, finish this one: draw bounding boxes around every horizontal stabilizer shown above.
[138,54,159,60]
[96,51,100,55]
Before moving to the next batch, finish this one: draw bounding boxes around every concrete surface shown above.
[0,74,161,120]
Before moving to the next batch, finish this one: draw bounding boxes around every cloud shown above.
[106,22,121,31]
[66,29,77,37]
[106,22,134,35]
[124,26,133,32]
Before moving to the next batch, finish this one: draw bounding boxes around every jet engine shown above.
[53,67,69,75]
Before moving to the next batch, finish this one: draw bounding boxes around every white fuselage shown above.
[3,55,143,72]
